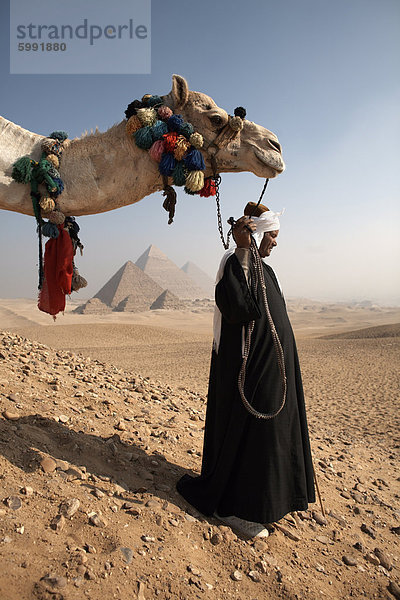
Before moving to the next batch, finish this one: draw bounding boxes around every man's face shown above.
[258,230,279,258]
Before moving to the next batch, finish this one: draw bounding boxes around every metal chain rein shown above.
[237,238,287,420]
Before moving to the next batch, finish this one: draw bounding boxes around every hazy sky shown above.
[1,0,399,304]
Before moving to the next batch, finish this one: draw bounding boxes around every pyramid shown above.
[181,261,214,299]
[150,289,185,310]
[114,293,153,313]
[94,260,163,309]
[135,245,205,300]
[74,298,112,314]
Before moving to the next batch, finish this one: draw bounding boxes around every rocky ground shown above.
[0,329,399,600]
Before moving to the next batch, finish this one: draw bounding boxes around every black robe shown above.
[177,254,315,523]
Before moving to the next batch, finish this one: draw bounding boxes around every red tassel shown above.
[163,132,179,153]
[199,177,217,197]
[38,224,74,317]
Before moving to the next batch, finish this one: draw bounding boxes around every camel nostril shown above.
[268,139,281,153]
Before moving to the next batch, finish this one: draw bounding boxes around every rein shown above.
[238,236,287,420]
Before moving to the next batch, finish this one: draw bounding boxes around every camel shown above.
[0,75,285,217]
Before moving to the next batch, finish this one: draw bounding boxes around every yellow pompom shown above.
[229,116,244,132]
[174,135,190,161]
[39,197,55,212]
[185,170,204,192]
[189,132,203,149]
[46,154,59,169]
[136,107,157,127]
[126,115,142,136]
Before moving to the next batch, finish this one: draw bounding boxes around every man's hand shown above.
[233,216,256,249]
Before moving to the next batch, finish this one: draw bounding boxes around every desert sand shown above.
[0,298,399,599]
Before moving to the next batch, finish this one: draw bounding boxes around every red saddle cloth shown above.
[38,224,74,317]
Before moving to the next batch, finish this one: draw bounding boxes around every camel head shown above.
[162,75,285,179]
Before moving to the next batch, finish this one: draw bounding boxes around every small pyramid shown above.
[181,261,214,299]
[114,293,152,313]
[150,289,185,310]
[135,245,205,300]
[74,298,112,314]
[94,260,163,308]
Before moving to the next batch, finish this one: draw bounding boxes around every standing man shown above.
[177,202,315,538]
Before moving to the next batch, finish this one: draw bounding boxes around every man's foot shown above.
[214,513,269,538]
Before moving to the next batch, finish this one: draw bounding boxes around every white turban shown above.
[251,209,284,247]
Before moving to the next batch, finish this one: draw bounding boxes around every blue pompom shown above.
[51,177,64,196]
[49,131,68,142]
[42,222,59,238]
[184,148,205,171]
[167,114,184,132]
[151,120,168,141]
[180,122,195,139]
[147,95,163,107]
[159,153,177,176]
[134,126,153,149]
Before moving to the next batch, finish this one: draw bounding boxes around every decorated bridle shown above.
[125,94,269,249]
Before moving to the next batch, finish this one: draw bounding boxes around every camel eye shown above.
[210,115,223,127]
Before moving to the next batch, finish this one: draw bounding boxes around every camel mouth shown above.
[254,148,285,175]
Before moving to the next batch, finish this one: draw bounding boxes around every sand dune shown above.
[322,322,400,339]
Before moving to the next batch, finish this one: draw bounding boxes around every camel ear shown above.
[171,75,189,110]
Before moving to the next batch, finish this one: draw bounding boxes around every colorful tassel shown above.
[136,107,157,127]
[147,95,163,107]
[185,170,204,192]
[183,186,198,196]
[190,132,204,149]
[11,156,33,184]
[172,162,186,186]
[49,131,68,142]
[48,210,65,225]
[41,138,61,156]
[163,132,179,153]
[174,136,190,160]
[71,268,88,291]
[42,221,59,238]
[150,120,168,141]
[46,154,59,169]
[180,122,195,139]
[159,153,177,176]
[229,115,244,132]
[52,177,64,196]
[184,148,205,171]
[149,140,165,162]
[39,197,56,212]
[134,126,154,150]
[167,114,184,132]
[126,115,142,135]
[234,106,247,119]
[158,106,173,121]
[199,177,217,197]
[125,99,143,119]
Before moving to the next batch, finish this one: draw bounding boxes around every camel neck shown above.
[58,121,162,216]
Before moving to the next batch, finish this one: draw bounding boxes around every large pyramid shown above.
[181,261,214,299]
[135,245,205,300]
[94,260,163,309]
